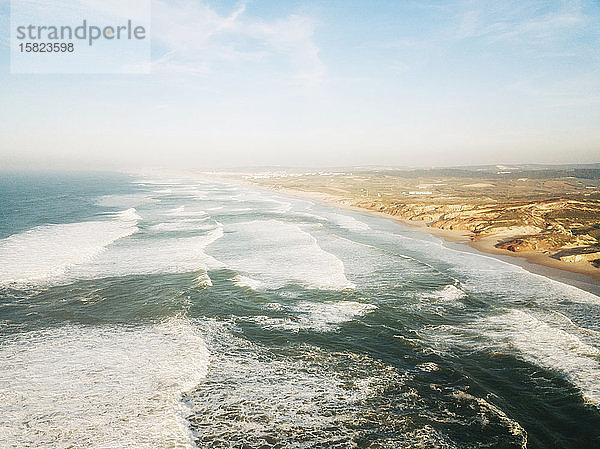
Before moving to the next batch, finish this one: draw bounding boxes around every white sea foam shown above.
[432,308,600,406]
[165,206,208,217]
[450,389,527,446]
[71,225,224,280]
[536,275,600,306]
[328,213,371,231]
[166,205,186,215]
[194,271,213,288]
[381,223,600,307]
[0,209,139,288]
[216,220,354,290]
[116,207,143,222]
[233,275,266,291]
[164,187,208,200]
[149,218,210,232]
[0,318,209,449]
[96,194,155,208]
[422,285,467,302]
[0,208,224,287]
[417,362,440,372]
[291,301,376,331]
[191,321,456,448]
[250,301,376,332]
[230,192,292,213]
[133,177,187,186]
[224,207,254,213]
[289,211,328,222]
[483,309,600,405]
[291,211,370,231]
[269,198,292,213]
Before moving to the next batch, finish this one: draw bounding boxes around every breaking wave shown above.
[0,317,209,449]
[0,209,140,289]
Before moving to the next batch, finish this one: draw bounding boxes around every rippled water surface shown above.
[1,172,600,448]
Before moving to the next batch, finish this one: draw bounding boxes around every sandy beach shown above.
[237,182,600,285]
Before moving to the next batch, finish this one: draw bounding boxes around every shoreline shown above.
[226,180,600,287]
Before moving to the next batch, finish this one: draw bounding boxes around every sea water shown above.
[1,171,600,448]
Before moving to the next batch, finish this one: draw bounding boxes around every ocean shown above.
[1,171,599,448]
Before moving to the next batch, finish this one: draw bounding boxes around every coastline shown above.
[226,180,600,286]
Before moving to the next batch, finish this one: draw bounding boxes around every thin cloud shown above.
[384,0,588,49]
[454,0,586,44]
[0,0,324,85]
[151,0,324,86]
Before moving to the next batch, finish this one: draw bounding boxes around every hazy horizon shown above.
[2,3,600,442]
[1,0,599,170]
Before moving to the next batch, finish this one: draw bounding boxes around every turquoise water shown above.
[1,171,600,448]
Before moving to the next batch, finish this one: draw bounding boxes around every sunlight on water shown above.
[1,172,599,448]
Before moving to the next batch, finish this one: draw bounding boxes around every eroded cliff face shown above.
[351,198,600,267]
[243,169,600,271]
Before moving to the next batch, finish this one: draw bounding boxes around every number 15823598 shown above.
[19,42,74,52]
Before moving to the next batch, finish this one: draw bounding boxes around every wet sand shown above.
[257,185,600,287]
[196,172,600,289]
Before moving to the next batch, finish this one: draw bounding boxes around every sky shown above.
[0,0,599,170]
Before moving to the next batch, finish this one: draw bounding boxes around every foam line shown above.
[216,219,354,290]
[0,209,140,289]
[0,318,209,449]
